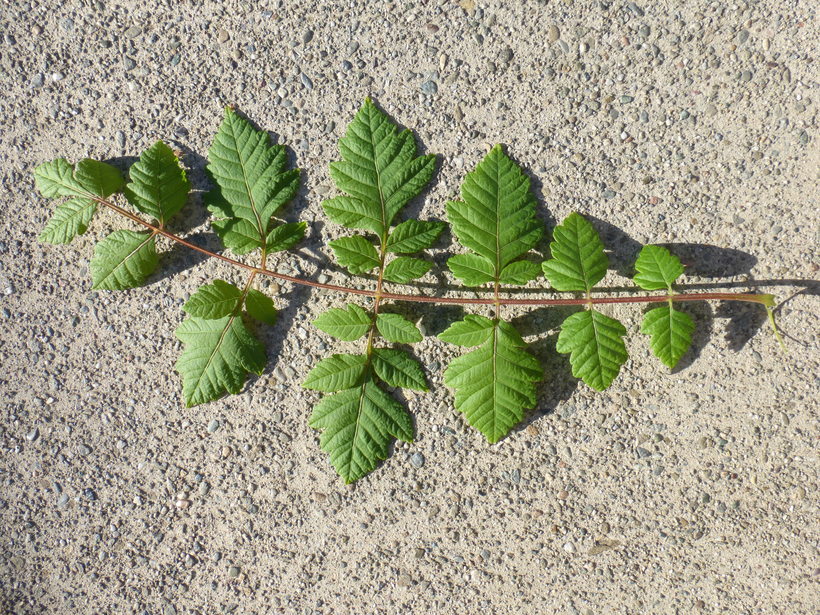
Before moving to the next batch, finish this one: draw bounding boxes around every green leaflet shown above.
[38,198,97,245]
[372,348,427,391]
[641,305,694,369]
[175,313,266,407]
[633,245,685,291]
[206,107,301,254]
[325,98,436,238]
[634,246,693,367]
[556,310,628,391]
[440,318,541,443]
[35,158,124,244]
[314,304,372,341]
[34,158,124,200]
[124,140,190,225]
[375,313,422,344]
[90,230,158,290]
[183,280,242,319]
[308,376,414,484]
[498,260,541,285]
[542,212,607,293]
[438,314,494,347]
[447,254,495,286]
[304,354,369,392]
[329,236,380,274]
[382,257,432,284]
[447,145,542,281]
[386,220,446,253]
[266,222,307,252]
[245,289,277,325]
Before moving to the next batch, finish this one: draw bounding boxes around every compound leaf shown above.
[447,253,495,286]
[245,289,277,325]
[303,354,368,392]
[441,318,541,443]
[308,377,414,484]
[183,280,242,319]
[90,230,158,290]
[386,219,446,253]
[38,198,97,245]
[447,145,541,279]
[314,304,372,341]
[372,348,427,391]
[329,236,380,274]
[375,313,422,344]
[327,98,435,237]
[124,140,190,225]
[383,256,432,284]
[542,212,607,293]
[641,305,694,368]
[556,310,627,390]
[175,314,266,407]
[633,245,685,291]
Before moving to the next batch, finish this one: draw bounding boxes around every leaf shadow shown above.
[585,216,758,279]
[715,300,768,352]
[510,306,580,431]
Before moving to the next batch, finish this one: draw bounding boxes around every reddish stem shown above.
[93,196,774,308]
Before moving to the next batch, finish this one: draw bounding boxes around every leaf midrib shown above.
[228,123,267,244]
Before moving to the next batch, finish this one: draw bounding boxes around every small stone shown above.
[705,104,717,117]
[124,26,141,38]
[636,447,652,458]
[52,72,64,82]
[26,428,39,442]
[620,95,634,104]
[57,493,69,508]
[163,605,176,615]
[737,29,749,44]
[207,419,220,433]
[499,47,513,63]
[30,73,44,89]
[410,452,425,468]
[115,131,125,148]
[628,2,645,17]
[199,482,210,496]
[397,573,412,587]
[302,29,314,45]
[83,488,97,501]
[78,444,91,456]
[420,80,438,95]
[300,73,313,90]
[547,25,560,44]
[740,70,753,82]
[124,57,136,71]
[228,565,240,578]
[217,28,230,43]
[563,542,576,553]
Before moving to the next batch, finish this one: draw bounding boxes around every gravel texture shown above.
[1,1,818,613]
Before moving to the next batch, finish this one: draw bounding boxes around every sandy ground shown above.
[1,0,818,613]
